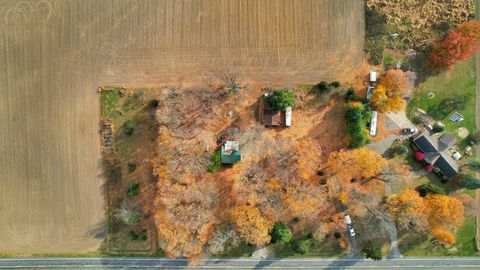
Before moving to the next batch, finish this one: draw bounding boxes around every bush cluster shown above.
[265,89,295,111]
[208,151,222,174]
[292,239,310,254]
[345,102,371,148]
[270,221,292,244]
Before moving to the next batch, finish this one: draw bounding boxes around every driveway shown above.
[367,111,415,156]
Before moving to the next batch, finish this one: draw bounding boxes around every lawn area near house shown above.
[399,215,478,256]
[407,57,476,141]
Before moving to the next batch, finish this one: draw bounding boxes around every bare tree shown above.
[115,200,142,225]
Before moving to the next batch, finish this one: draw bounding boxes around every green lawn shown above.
[400,215,478,256]
[270,239,345,258]
[407,57,476,144]
[213,242,256,258]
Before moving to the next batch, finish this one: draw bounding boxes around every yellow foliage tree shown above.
[385,189,427,231]
[425,194,464,231]
[338,192,349,204]
[371,85,404,112]
[230,205,273,245]
[378,69,409,97]
[431,228,456,245]
[327,148,387,183]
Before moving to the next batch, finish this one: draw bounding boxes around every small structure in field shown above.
[221,141,241,164]
[448,112,464,124]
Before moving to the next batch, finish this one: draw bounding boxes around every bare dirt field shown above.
[0,0,363,253]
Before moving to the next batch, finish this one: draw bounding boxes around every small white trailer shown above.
[369,71,377,83]
[370,111,378,136]
[366,86,375,100]
[285,106,292,127]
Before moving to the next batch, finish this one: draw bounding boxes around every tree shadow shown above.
[85,219,107,239]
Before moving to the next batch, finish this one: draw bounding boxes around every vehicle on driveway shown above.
[403,127,417,134]
[345,214,355,236]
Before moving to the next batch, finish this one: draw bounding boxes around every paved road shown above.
[1,257,480,269]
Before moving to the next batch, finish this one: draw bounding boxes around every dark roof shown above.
[264,110,281,126]
[412,132,459,177]
[413,133,437,153]
[435,154,459,177]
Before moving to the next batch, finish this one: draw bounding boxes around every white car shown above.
[347,224,355,236]
[403,127,417,134]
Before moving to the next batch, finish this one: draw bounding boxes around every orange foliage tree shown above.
[230,205,273,245]
[379,69,409,97]
[428,21,480,70]
[371,85,404,112]
[431,228,456,245]
[326,147,387,183]
[385,189,427,231]
[425,194,464,233]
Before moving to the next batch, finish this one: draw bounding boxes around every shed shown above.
[221,141,241,164]
[448,112,464,124]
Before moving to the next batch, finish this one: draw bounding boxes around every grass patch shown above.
[213,242,256,258]
[271,239,344,258]
[400,215,477,256]
[407,57,476,143]
[383,54,395,66]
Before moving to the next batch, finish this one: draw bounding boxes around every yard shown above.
[407,57,476,146]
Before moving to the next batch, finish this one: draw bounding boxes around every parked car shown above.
[403,127,417,134]
[347,224,355,236]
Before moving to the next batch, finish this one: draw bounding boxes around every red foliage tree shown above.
[427,31,477,70]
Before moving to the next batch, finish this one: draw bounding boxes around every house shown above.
[221,141,241,164]
[411,132,459,177]
[261,93,292,127]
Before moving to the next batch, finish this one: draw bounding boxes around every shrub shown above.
[130,230,139,240]
[345,102,370,148]
[270,221,292,244]
[432,123,445,133]
[334,232,342,239]
[292,239,310,254]
[148,99,159,108]
[390,143,408,156]
[459,175,480,189]
[265,89,295,111]
[208,151,221,174]
[412,116,423,125]
[292,217,301,224]
[344,88,358,102]
[416,183,446,197]
[362,241,382,261]
[128,162,137,173]
[317,81,330,91]
[329,81,341,88]
[140,230,148,241]
[127,182,139,198]
[124,120,134,136]
[317,171,324,176]
[320,179,327,185]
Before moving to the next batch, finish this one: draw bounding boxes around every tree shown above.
[230,205,273,245]
[115,200,142,225]
[371,85,404,112]
[344,88,358,102]
[270,221,292,244]
[327,148,387,183]
[427,31,477,70]
[459,175,480,189]
[431,228,456,245]
[362,241,382,261]
[384,189,427,232]
[378,69,409,98]
[265,89,295,111]
[416,183,446,197]
[465,159,480,173]
[456,20,480,40]
[425,194,464,243]
[345,102,370,148]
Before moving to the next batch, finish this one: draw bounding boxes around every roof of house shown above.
[221,141,241,164]
[264,109,281,126]
[412,132,459,177]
